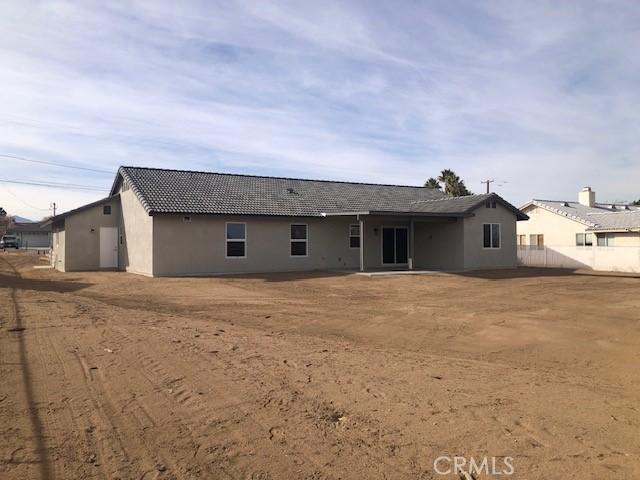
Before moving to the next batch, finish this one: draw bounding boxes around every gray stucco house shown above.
[47,166,528,276]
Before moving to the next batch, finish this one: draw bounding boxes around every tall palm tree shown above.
[424,177,441,189]
[437,169,472,196]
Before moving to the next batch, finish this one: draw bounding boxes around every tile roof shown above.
[111,166,527,219]
[526,200,640,231]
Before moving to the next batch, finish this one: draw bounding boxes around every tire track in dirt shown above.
[65,290,409,478]
[50,295,239,479]
[0,256,54,480]
[28,293,197,479]
[105,314,423,479]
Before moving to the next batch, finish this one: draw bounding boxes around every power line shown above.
[0,153,112,174]
[0,178,107,191]
[1,185,51,211]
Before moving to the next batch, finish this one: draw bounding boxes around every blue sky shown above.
[1,0,639,219]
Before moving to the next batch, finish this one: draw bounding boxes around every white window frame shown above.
[482,223,501,249]
[225,222,247,259]
[349,223,361,249]
[290,223,308,257]
[597,233,615,247]
[585,233,593,246]
[529,234,544,249]
[576,233,593,247]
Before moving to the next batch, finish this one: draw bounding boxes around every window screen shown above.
[226,223,246,257]
[349,224,360,248]
[483,223,500,248]
[290,224,308,256]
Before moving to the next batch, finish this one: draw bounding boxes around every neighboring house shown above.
[518,187,640,272]
[6,222,52,248]
[45,166,527,276]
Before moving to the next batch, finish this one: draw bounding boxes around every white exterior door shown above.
[99,227,118,269]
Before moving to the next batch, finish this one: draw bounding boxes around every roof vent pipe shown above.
[579,187,595,207]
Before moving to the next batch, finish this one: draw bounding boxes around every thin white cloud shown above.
[0,0,638,219]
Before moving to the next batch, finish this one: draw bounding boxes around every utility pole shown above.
[481,179,494,194]
[50,202,56,216]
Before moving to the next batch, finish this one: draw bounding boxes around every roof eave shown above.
[368,210,471,218]
[466,193,528,221]
[111,166,153,215]
[41,194,120,225]
[586,227,640,233]
[526,200,595,227]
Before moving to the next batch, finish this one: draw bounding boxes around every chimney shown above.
[578,187,595,207]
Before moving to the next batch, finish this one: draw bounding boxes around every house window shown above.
[576,233,593,246]
[529,234,544,249]
[517,235,526,246]
[103,205,111,215]
[483,223,501,249]
[183,215,192,222]
[290,224,308,256]
[349,224,360,248]
[485,200,497,209]
[226,223,246,258]
[597,233,615,247]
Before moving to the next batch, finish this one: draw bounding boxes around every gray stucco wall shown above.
[463,203,518,269]
[63,200,121,271]
[150,208,518,276]
[119,189,154,276]
[152,214,361,276]
[413,218,465,270]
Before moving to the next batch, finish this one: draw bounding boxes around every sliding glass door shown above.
[382,227,408,265]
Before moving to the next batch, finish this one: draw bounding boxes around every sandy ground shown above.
[1,253,639,480]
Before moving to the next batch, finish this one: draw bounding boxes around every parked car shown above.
[0,235,20,249]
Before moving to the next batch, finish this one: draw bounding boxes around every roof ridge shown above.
[534,199,636,208]
[410,192,490,205]
[119,165,440,190]
[532,199,576,204]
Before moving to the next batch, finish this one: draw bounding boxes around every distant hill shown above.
[13,216,34,223]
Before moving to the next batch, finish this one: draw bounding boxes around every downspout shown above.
[409,217,415,270]
[358,214,365,272]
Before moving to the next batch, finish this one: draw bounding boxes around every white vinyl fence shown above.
[518,246,640,273]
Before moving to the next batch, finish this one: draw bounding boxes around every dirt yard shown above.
[1,253,639,480]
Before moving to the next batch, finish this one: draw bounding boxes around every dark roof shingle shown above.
[110,166,527,219]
